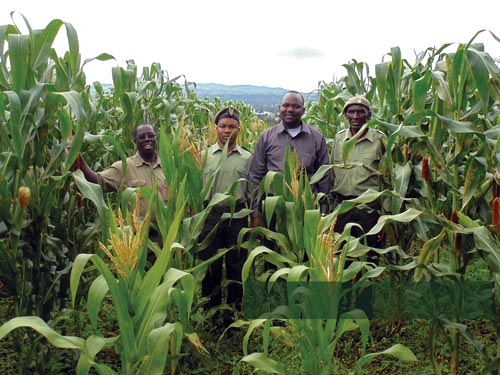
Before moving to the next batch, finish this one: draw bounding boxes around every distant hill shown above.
[192,83,317,113]
[96,82,317,114]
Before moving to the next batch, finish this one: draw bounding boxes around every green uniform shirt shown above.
[97,152,167,219]
[331,127,387,197]
[203,143,252,206]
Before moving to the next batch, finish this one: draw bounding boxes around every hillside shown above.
[192,83,317,113]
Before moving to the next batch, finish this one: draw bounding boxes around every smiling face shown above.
[279,92,305,128]
[216,117,240,147]
[134,124,157,160]
[344,104,371,135]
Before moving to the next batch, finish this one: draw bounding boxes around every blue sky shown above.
[2,0,500,92]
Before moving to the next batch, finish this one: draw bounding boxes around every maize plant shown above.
[237,192,420,374]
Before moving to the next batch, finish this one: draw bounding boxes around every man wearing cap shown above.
[198,107,252,313]
[330,95,387,247]
[249,90,330,229]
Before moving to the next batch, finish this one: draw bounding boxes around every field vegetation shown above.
[1,14,500,375]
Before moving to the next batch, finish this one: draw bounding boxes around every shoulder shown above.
[207,144,220,153]
[334,129,347,139]
[372,128,387,140]
[302,122,321,134]
[240,148,253,159]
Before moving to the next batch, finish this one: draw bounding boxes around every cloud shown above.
[278,46,326,59]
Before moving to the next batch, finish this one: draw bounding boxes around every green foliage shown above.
[1,12,500,375]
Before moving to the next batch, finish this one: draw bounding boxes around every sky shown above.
[2,0,500,93]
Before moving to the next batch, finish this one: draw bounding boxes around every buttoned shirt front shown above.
[203,143,252,206]
[331,127,386,197]
[249,121,330,194]
[97,152,167,218]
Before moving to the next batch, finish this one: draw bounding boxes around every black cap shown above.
[214,107,240,124]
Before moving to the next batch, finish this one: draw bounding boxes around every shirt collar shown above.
[344,127,376,143]
[132,151,161,167]
[209,143,243,155]
[277,120,309,135]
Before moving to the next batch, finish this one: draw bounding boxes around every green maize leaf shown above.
[242,246,295,283]
[8,34,29,92]
[310,163,332,185]
[379,343,418,361]
[462,158,485,210]
[393,163,412,213]
[285,201,301,251]
[4,91,23,161]
[335,317,357,340]
[82,53,116,73]
[87,275,109,328]
[460,224,500,273]
[57,107,73,141]
[70,253,94,306]
[415,230,447,280]
[23,81,45,115]
[449,47,467,109]
[73,170,108,218]
[75,336,117,375]
[32,19,63,70]
[89,255,138,362]
[483,125,500,141]
[375,119,426,137]
[285,264,309,283]
[0,24,19,87]
[41,144,66,180]
[436,114,477,134]
[166,268,195,317]
[341,123,368,161]
[303,209,320,255]
[355,343,418,372]
[55,91,88,126]
[412,70,432,112]
[263,195,283,230]
[268,267,291,284]
[430,70,452,103]
[262,170,283,197]
[241,319,266,356]
[136,323,183,375]
[63,21,80,75]
[0,316,84,349]
[440,317,490,361]
[466,47,490,113]
[375,61,390,107]
[134,282,171,351]
[367,207,422,235]
[344,308,370,347]
[240,352,287,374]
[139,200,185,314]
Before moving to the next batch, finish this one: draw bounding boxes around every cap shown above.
[343,96,371,113]
[214,107,240,124]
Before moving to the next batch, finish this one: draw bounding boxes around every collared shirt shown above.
[330,127,387,197]
[203,143,252,206]
[97,152,167,218]
[249,121,330,213]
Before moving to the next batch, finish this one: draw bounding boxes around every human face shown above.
[134,124,157,159]
[216,118,240,146]
[279,93,305,128]
[345,104,371,135]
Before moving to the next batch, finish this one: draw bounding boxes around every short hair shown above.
[133,123,156,139]
[281,90,304,106]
